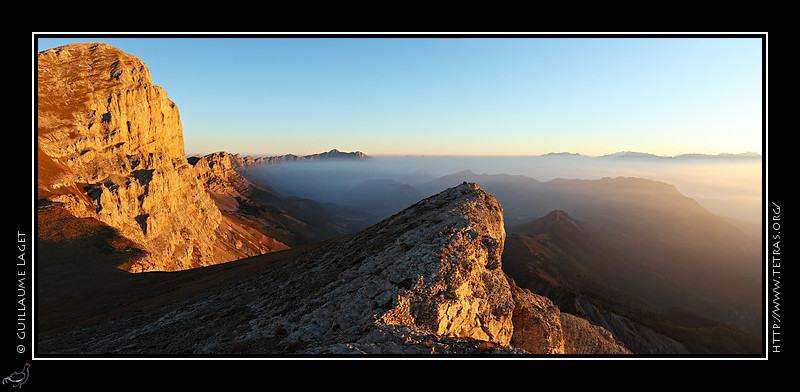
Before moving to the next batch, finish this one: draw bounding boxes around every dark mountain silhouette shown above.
[503,208,762,354]
[502,212,629,312]
[416,171,761,345]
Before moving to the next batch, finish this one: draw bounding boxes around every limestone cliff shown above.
[37,42,280,272]
[189,151,257,213]
[38,182,630,355]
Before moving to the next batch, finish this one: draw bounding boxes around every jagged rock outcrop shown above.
[37,42,280,272]
[188,151,255,212]
[38,182,630,355]
[510,283,566,354]
[508,281,632,354]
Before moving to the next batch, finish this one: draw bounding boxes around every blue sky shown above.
[36,34,764,157]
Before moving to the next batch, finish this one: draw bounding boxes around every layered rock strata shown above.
[189,151,257,213]
[37,42,281,272]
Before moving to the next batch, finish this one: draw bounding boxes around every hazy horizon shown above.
[206,149,763,158]
[35,34,764,222]
[33,36,768,359]
[244,153,763,224]
[36,34,764,159]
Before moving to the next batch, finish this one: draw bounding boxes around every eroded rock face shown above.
[266,181,514,350]
[38,43,186,188]
[560,313,632,354]
[509,283,631,354]
[510,284,566,354]
[189,151,252,212]
[37,43,268,272]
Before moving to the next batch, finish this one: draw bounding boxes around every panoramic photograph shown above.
[21,33,772,382]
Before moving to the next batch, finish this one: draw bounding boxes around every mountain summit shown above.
[37,42,280,272]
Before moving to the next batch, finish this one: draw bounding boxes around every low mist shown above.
[243,155,763,224]
[244,154,764,338]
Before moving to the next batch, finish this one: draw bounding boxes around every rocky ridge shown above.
[235,148,370,167]
[37,42,282,272]
[38,182,631,355]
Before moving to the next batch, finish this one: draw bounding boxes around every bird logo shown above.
[2,363,29,388]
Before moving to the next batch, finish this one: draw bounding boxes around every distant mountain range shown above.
[231,149,371,166]
[206,150,762,162]
[538,151,762,159]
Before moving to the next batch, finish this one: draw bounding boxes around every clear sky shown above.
[35,34,764,157]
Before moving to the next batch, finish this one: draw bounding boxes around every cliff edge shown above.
[37,43,282,272]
